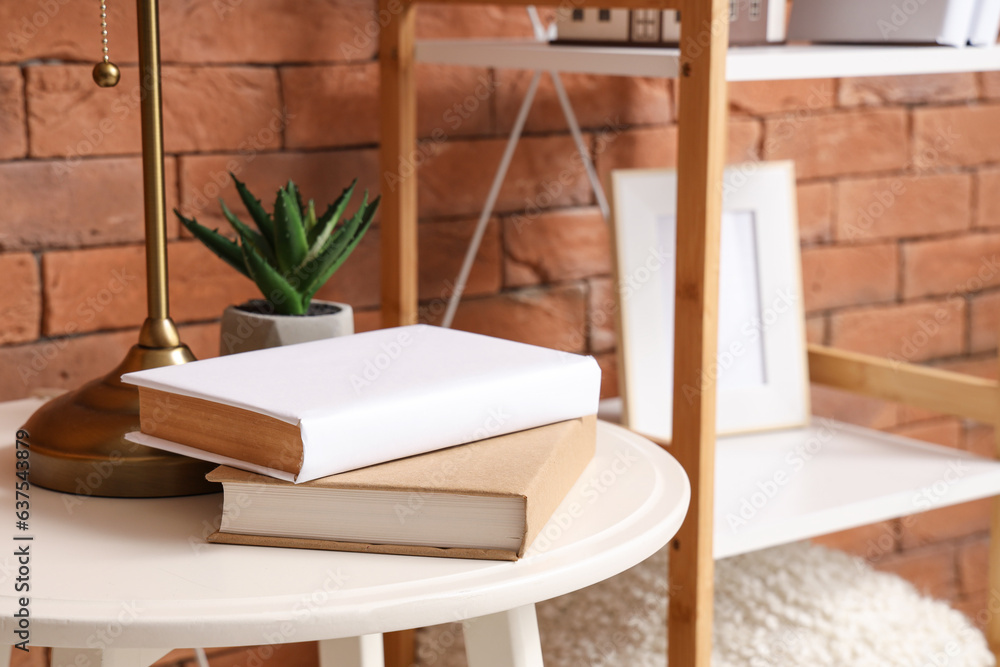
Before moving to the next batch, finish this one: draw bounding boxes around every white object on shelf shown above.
[612,163,809,439]
[416,39,1000,80]
[554,0,784,46]
[970,0,1000,45]
[555,8,630,42]
[787,0,977,48]
[598,397,1000,560]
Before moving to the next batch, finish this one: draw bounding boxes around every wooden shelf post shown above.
[378,0,722,664]
[990,350,1000,659]
[379,3,420,659]
[668,0,729,665]
[379,0,419,327]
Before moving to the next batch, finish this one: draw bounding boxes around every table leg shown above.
[382,630,414,667]
[463,605,543,667]
[318,635,384,667]
[49,648,170,667]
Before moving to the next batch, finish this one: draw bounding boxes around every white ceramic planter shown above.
[219,299,354,356]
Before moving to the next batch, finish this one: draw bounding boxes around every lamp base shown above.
[23,341,218,498]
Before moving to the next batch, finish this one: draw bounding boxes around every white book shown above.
[969,0,1000,45]
[123,325,601,483]
[788,0,978,47]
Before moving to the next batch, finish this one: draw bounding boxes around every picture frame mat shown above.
[610,161,810,442]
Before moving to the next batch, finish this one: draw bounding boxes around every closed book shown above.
[969,0,1000,44]
[205,416,597,561]
[122,325,600,483]
[788,0,977,47]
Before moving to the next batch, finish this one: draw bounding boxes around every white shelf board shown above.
[417,40,1000,81]
[598,397,1000,560]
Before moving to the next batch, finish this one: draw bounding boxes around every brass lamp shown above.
[23,0,216,497]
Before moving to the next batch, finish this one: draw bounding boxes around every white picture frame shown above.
[610,161,809,441]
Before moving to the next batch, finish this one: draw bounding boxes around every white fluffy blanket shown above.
[415,542,993,666]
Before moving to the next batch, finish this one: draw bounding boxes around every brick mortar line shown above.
[3,58,380,68]
[966,283,976,354]
[809,292,984,319]
[896,242,907,307]
[503,271,614,294]
[811,224,1000,249]
[3,221,993,260]
[30,250,43,344]
[749,97,1000,123]
[969,168,985,230]
[488,67,498,138]
[8,148,998,184]
[888,413,972,429]
[429,279,589,303]
[274,64,288,152]
[0,316,229,351]
[17,65,31,160]
[792,164,986,186]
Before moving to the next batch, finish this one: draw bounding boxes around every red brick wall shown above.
[4,0,1000,662]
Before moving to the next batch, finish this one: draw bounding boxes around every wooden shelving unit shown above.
[379,2,1000,664]
[597,397,1000,559]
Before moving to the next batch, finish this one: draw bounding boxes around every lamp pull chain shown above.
[93,0,121,87]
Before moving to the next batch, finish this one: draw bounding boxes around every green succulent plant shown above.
[175,174,379,316]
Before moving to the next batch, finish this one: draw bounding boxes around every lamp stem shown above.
[20,0,210,498]
[136,0,179,347]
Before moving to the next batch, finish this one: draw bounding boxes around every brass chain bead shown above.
[92,0,121,87]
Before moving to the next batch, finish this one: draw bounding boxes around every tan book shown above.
[206,416,597,561]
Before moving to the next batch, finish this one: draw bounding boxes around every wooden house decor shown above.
[554,0,786,46]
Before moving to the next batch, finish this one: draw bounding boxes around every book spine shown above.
[788,0,974,46]
[941,0,979,45]
[766,0,786,42]
[295,358,602,482]
[969,0,1000,44]
[518,416,598,558]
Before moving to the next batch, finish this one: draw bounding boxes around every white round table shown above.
[0,398,689,667]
